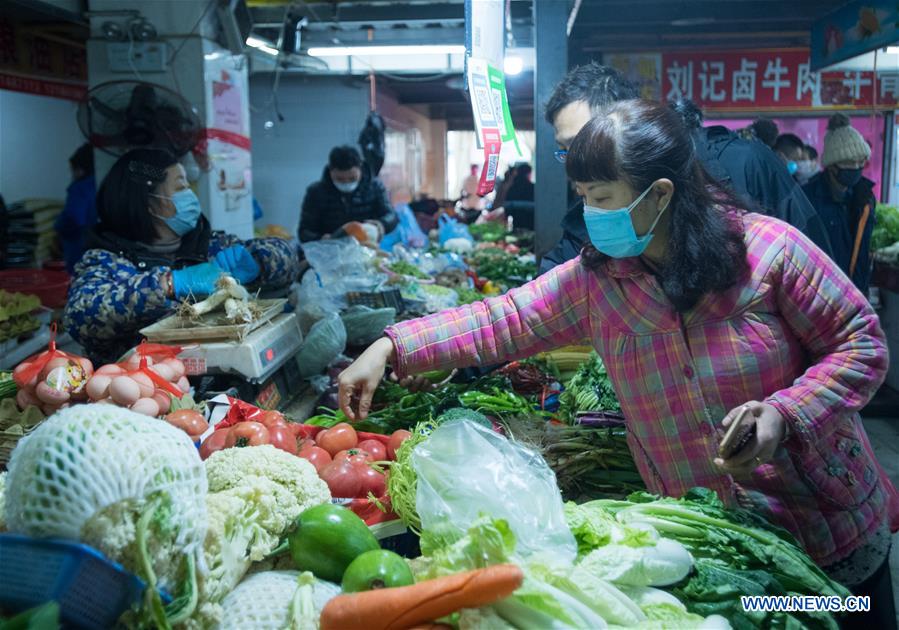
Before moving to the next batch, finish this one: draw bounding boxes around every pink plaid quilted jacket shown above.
[386,213,896,567]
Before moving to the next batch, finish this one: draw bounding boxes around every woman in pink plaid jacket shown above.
[339,100,897,623]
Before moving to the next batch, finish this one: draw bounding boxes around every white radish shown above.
[130,397,161,417]
[131,371,156,398]
[86,375,112,401]
[109,376,141,407]
[176,376,190,394]
[13,361,38,389]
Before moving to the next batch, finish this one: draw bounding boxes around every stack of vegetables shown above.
[872,204,899,264]
[0,406,853,630]
[465,248,536,292]
[0,290,41,343]
[1,403,333,628]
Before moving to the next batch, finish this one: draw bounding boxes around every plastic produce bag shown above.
[437,215,473,246]
[412,420,576,563]
[381,204,428,251]
[341,305,396,346]
[295,312,347,378]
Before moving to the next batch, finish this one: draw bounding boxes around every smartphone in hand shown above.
[718,406,756,459]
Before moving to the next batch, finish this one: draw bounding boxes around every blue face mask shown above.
[786,160,799,175]
[583,184,669,259]
[151,189,202,236]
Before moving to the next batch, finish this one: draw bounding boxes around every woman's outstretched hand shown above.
[337,338,396,421]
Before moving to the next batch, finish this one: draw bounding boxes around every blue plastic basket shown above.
[0,533,148,629]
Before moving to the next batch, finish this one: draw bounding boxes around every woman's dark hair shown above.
[96,147,178,242]
[69,143,94,176]
[805,144,819,160]
[566,99,749,312]
[328,145,363,171]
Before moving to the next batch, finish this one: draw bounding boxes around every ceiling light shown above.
[504,55,523,76]
[246,36,279,56]
[308,44,466,57]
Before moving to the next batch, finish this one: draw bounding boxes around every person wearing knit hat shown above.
[802,114,877,296]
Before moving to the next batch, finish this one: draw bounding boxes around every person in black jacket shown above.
[539,64,832,273]
[802,114,876,295]
[299,145,398,243]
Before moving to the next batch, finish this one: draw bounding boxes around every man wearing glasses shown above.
[539,63,832,273]
[802,114,877,295]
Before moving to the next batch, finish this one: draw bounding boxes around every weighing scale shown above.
[141,308,308,410]
[177,313,303,383]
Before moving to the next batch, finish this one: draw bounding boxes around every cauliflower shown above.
[4,405,207,629]
[206,444,329,505]
[184,446,331,629]
[216,570,340,630]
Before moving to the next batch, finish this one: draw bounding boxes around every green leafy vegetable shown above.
[872,204,899,251]
[558,352,621,421]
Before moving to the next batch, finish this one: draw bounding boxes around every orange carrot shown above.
[319,564,524,630]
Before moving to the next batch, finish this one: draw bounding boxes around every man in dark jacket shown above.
[299,145,398,243]
[539,64,832,273]
[803,114,876,295]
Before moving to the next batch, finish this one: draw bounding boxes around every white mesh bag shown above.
[4,404,208,557]
[217,570,340,630]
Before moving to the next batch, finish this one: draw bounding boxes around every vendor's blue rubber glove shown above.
[171,262,223,299]
[214,245,260,284]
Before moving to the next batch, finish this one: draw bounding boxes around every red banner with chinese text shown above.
[661,49,898,111]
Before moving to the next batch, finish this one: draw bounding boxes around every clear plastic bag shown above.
[341,305,396,346]
[295,312,347,378]
[412,419,576,563]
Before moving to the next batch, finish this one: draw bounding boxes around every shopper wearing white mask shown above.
[298,145,397,243]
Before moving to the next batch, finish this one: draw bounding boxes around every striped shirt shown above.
[386,213,896,566]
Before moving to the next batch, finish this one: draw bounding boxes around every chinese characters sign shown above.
[662,49,897,111]
[0,16,87,101]
[610,49,898,112]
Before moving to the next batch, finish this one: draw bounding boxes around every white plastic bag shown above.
[411,420,576,563]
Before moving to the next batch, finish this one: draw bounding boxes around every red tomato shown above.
[387,430,412,460]
[199,428,229,460]
[320,460,362,497]
[257,410,287,429]
[356,465,387,497]
[357,439,387,461]
[298,444,332,473]
[268,423,298,455]
[317,423,358,456]
[225,422,270,448]
[166,409,209,438]
[334,448,373,465]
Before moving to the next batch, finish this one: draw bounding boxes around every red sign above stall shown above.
[608,49,898,112]
[663,49,898,111]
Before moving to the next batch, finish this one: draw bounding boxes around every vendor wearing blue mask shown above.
[802,114,876,296]
[64,148,299,364]
[298,145,398,243]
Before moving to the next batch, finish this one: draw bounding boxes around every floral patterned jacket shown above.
[64,220,298,363]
